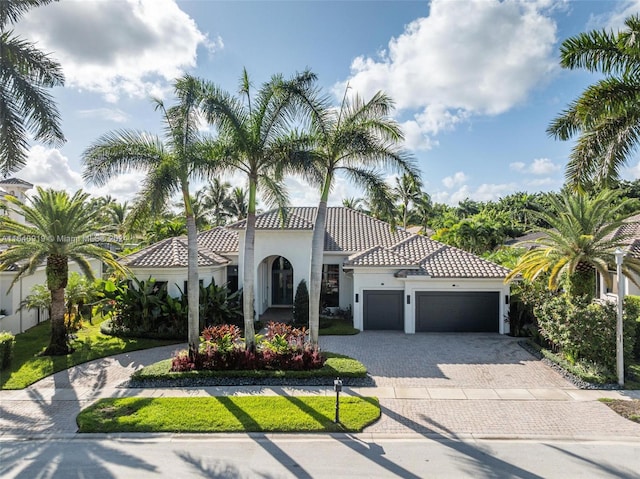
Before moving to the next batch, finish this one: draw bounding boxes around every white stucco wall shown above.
[238,229,313,314]
[0,258,103,335]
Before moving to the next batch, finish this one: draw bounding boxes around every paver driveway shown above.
[320,332,574,389]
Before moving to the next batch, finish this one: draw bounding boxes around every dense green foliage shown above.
[506,189,640,297]
[293,279,309,326]
[535,294,637,374]
[171,322,322,372]
[0,331,15,369]
[132,351,367,382]
[96,277,242,339]
[0,188,123,355]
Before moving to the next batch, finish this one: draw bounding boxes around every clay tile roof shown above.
[123,236,230,268]
[390,234,443,262]
[124,207,510,278]
[228,208,316,230]
[0,177,33,187]
[404,244,510,278]
[602,213,640,258]
[324,207,412,252]
[198,226,239,253]
[344,245,419,268]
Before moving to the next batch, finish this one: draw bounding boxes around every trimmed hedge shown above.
[627,295,640,360]
[535,294,637,373]
[0,332,15,370]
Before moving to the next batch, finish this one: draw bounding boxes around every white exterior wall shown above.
[0,258,102,335]
[351,268,510,335]
[403,278,510,335]
[238,229,313,314]
[351,268,407,332]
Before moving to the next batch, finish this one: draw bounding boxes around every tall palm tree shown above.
[506,189,640,297]
[201,178,232,226]
[393,173,424,229]
[105,201,129,238]
[548,14,640,188]
[292,87,418,345]
[228,186,249,222]
[0,0,65,175]
[200,68,316,348]
[342,197,365,211]
[83,75,214,357]
[0,188,122,355]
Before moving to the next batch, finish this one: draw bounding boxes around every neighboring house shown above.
[124,207,512,334]
[599,213,640,300]
[0,178,104,334]
[0,177,32,224]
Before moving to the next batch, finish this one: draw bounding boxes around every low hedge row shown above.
[0,332,15,370]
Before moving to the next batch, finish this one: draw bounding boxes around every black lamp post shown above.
[334,377,343,423]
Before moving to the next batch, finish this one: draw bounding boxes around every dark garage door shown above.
[363,290,404,330]
[415,291,499,332]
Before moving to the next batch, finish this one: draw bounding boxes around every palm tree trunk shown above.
[45,287,68,355]
[243,180,257,349]
[186,211,199,357]
[310,176,332,346]
[44,255,70,356]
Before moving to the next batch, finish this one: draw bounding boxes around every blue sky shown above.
[12,0,640,207]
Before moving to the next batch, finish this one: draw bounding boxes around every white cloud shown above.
[15,147,146,202]
[433,182,517,206]
[336,0,557,149]
[16,146,83,192]
[17,0,220,102]
[590,0,640,31]
[510,157,560,175]
[77,108,130,123]
[442,171,468,189]
[529,158,560,175]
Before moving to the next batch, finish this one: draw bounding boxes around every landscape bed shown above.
[128,352,372,387]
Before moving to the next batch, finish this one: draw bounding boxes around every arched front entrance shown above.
[271,256,293,305]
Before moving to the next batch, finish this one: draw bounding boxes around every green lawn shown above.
[0,317,180,390]
[132,352,367,382]
[319,318,359,335]
[77,396,380,433]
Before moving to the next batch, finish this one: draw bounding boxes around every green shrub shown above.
[627,295,640,360]
[197,281,242,329]
[0,331,15,369]
[292,279,309,326]
[535,294,636,373]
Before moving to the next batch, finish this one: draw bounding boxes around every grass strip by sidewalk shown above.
[0,317,180,390]
[77,396,380,433]
[131,352,367,382]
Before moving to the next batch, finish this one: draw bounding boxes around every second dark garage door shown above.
[415,291,499,332]
[363,290,404,330]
